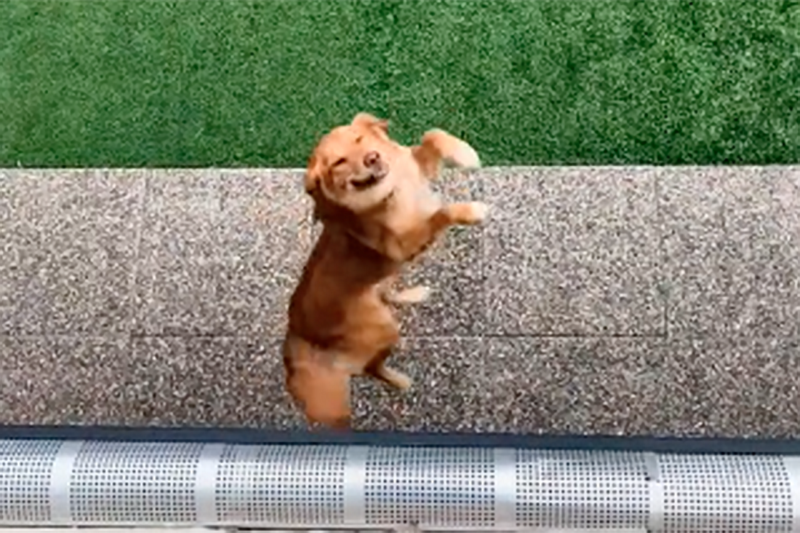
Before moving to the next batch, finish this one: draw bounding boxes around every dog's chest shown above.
[390,182,441,231]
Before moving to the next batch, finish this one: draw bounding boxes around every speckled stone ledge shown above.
[1,166,798,437]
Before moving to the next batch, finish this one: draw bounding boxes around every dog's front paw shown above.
[450,140,481,169]
[422,129,481,169]
[446,201,491,225]
[464,201,490,223]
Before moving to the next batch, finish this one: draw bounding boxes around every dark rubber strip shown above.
[0,425,798,455]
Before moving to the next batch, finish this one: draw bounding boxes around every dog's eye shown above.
[355,136,363,143]
[333,158,347,167]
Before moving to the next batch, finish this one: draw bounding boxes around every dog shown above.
[282,112,489,429]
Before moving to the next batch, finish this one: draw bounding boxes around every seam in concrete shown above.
[479,175,488,340]
[655,169,667,340]
[126,169,148,340]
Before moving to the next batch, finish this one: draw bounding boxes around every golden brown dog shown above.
[282,112,488,429]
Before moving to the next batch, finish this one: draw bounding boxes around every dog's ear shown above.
[304,153,322,194]
[308,185,360,229]
[310,189,328,223]
[351,112,389,134]
[309,187,348,225]
[304,154,328,223]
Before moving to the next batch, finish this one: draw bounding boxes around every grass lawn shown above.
[2,0,800,167]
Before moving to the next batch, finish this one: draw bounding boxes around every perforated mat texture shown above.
[1,439,800,532]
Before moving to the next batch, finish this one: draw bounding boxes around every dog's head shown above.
[305,113,398,218]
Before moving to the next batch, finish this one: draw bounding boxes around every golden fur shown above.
[283,112,488,429]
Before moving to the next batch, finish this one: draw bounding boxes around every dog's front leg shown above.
[387,202,489,262]
[382,202,489,262]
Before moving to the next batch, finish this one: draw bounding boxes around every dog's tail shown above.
[282,335,352,430]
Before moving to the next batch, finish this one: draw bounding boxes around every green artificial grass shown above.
[2,0,800,167]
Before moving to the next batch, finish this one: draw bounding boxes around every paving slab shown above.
[0,335,131,425]
[123,335,303,429]
[483,167,663,336]
[0,169,144,335]
[3,332,799,437]
[132,169,314,337]
[662,165,800,338]
[723,167,800,337]
[662,336,800,438]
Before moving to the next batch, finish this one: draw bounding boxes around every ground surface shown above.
[2,0,800,167]
[2,166,799,437]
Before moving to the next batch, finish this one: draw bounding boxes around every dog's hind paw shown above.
[385,368,413,391]
[390,285,432,305]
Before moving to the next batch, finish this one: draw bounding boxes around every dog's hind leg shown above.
[378,273,431,306]
[286,359,352,430]
[365,348,412,391]
[382,284,432,305]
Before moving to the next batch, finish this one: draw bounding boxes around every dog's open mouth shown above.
[351,170,387,191]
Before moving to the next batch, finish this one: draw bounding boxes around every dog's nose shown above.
[363,151,380,167]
